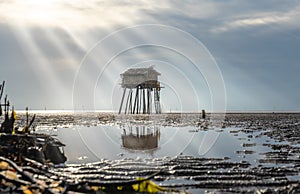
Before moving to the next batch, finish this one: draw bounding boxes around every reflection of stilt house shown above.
[119,67,162,114]
[122,125,160,150]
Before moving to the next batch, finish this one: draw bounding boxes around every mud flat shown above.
[5,112,300,193]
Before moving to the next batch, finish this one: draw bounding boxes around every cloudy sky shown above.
[0,0,299,112]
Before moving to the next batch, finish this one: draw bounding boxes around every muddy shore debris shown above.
[1,112,299,193]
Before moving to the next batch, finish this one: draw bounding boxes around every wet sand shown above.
[10,112,300,193]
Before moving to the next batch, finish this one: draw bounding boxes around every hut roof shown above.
[121,67,160,76]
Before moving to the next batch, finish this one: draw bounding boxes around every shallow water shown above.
[10,112,300,193]
[56,125,274,166]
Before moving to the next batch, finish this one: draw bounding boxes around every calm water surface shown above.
[28,113,299,193]
[56,125,275,165]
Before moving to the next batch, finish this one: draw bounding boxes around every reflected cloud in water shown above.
[57,121,271,165]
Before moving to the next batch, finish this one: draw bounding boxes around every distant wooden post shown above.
[202,109,206,119]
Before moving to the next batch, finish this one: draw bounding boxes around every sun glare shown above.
[0,0,138,29]
[0,0,155,110]
[2,0,70,26]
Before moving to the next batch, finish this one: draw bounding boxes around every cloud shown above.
[0,0,129,29]
[1,0,298,36]
[0,0,300,110]
[0,0,172,30]
[212,6,300,33]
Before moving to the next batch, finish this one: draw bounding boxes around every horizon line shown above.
[13,109,300,114]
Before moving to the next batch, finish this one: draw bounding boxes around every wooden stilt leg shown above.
[133,86,139,114]
[129,89,133,114]
[124,89,131,114]
[143,89,146,114]
[147,89,150,114]
[119,88,126,114]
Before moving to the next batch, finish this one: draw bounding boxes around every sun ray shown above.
[59,26,90,51]
[12,24,69,108]
[43,28,81,71]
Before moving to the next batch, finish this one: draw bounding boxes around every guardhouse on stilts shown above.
[119,67,162,114]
